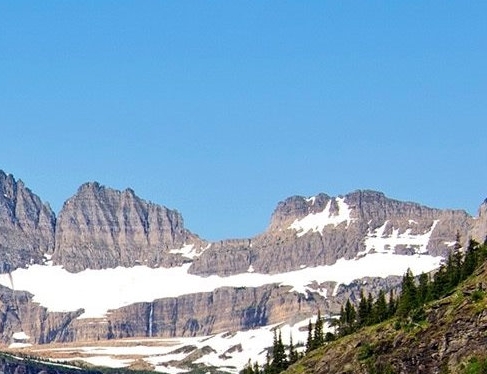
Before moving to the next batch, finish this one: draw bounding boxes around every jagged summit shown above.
[1,169,487,371]
[53,180,204,272]
[0,170,56,273]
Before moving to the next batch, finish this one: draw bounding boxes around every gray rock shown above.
[0,171,56,273]
[52,182,205,272]
[189,190,477,276]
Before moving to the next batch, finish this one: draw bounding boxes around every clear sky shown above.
[1,1,486,241]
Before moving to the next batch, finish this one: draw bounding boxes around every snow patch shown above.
[39,317,338,373]
[8,343,32,349]
[169,244,198,259]
[43,253,53,266]
[358,220,439,256]
[289,197,354,237]
[0,251,442,319]
[305,196,316,205]
[12,331,30,340]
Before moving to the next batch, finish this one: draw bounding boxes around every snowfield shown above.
[0,251,442,319]
[289,197,355,236]
[27,317,322,373]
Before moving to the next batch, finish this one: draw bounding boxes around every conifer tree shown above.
[432,263,448,299]
[253,361,261,374]
[373,289,388,323]
[366,292,374,324]
[241,359,254,374]
[418,272,431,305]
[339,299,357,335]
[357,289,368,327]
[288,334,299,365]
[270,330,287,373]
[387,289,396,317]
[312,310,324,349]
[462,239,480,280]
[397,268,418,317]
[305,320,313,353]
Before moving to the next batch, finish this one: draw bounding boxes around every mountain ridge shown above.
[1,169,486,372]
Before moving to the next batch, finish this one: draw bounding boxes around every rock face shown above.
[62,284,322,342]
[0,171,55,273]
[1,169,487,352]
[472,199,487,244]
[189,190,475,276]
[0,284,83,345]
[53,182,204,272]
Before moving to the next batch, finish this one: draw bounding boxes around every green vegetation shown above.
[462,356,487,374]
[240,237,487,374]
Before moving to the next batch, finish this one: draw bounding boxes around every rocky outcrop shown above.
[0,284,83,345]
[472,199,487,244]
[62,284,323,342]
[189,190,475,276]
[53,182,205,272]
[0,172,55,273]
[1,169,487,353]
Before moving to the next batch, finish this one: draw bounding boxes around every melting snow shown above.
[289,197,354,237]
[358,220,439,256]
[0,252,442,319]
[12,331,30,340]
[305,196,316,205]
[44,318,317,374]
[169,244,198,259]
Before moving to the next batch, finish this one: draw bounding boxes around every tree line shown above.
[240,236,487,374]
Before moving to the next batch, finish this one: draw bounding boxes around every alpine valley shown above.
[0,169,486,373]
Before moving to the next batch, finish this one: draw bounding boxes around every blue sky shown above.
[1,2,486,241]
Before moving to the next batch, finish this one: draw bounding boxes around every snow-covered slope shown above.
[0,250,442,319]
[1,173,485,373]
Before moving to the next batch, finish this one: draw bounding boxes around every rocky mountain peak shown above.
[0,170,56,273]
[53,182,204,272]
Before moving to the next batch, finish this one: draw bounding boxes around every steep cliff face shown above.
[0,172,56,273]
[189,190,475,276]
[0,284,83,345]
[62,284,324,342]
[53,182,205,272]
[1,170,486,357]
[472,199,487,244]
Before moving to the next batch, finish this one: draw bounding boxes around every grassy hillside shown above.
[283,262,487,373]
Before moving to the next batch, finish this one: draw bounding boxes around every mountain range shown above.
[0,169,486,373]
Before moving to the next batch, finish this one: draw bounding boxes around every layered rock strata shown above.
[53,182,204,272]
[0,171,56,273]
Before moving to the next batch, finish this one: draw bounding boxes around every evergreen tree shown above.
[366,292,374,324]
[373,289,388,323]
[263,353,271,374]
[324,331,336,342]
[288,334,299,365]
[339,299,357,335]
[417,272,431,305]
[312,310,324,349]
[397,268,418,318]
[241,359,254,374]
[305,320,313,353]
[270,330,287,373]
[387,289,397,318]
[253,361,261,374]
[357,289,368,327]
[432,263,448,299]
[462,239,480,280]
